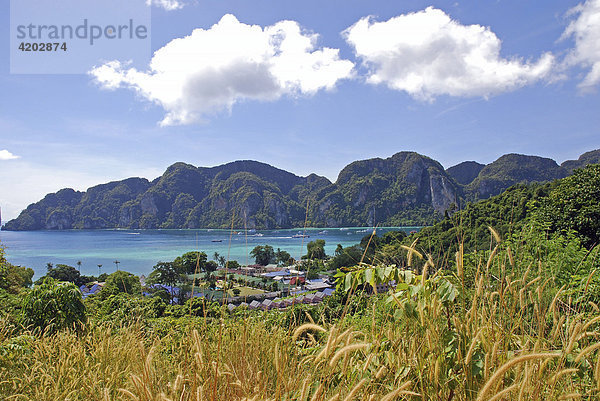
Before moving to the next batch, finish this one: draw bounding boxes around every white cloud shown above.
[343,7,554,100]
[0,150,20,160]
[146,0,184,11]
[90,14,354,125]
[562,0,600,91]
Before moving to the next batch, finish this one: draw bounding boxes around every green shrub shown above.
[20,278,86,334]
[100,271,141,299]
[88,293,166,323]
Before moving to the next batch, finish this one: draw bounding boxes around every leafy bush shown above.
[88,293,166,323]
[20,278,86,333]
[100,271,141,299]
[0,258,33,295]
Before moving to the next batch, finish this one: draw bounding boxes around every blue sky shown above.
[1,0,599,222]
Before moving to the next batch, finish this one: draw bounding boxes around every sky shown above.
[1,0,599,222]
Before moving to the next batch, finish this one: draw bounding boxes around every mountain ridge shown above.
[4,149,599,230]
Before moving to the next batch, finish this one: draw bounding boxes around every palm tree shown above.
[213,252,220,262]
[218,255,226,268]
[76,260,82,272]
[114,260,120,271]
[97,264,102,276]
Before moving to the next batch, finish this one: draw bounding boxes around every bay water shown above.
[0,227,418,279]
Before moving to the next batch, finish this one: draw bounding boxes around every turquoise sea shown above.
[0,227,418,279]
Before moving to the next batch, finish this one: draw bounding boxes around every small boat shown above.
[292,234,310,238]
[254,233,264,237]
[211,239,223,243]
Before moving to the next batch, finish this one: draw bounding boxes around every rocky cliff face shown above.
[429,175,457,212]
[312,152,460,226]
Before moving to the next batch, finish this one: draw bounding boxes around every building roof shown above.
[306,282,331,291]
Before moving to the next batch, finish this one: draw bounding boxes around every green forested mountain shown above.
[400,162,600,267]
[4,149,599,230]
[465,154,565,200]
[445,150,600,201]
[446,161,485,185]
[561,149,600,174]
[309,152,459,226]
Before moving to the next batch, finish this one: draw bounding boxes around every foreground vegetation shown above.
[1,238,599,400]
[0,164,599,400]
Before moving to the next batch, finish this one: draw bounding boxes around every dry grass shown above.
[1,247,600,401]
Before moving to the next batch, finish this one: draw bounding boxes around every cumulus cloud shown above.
[0,150,20,160]
[562,0,600,91]
[90,14,354,125]
[146,0,184,11]
[343,7,555,100]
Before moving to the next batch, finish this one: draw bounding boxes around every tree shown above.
[327,244,363,270]
[37,264,89,287]
[76,260,82,272]
[0,247,34,294]
[232,288,241,297]
[536,164,600,248]
[20,278,86,333]
[305,239,326,260]
[225,260,240,269]
[173,251,208,274]
[205,260,218,275]
[251,245,275,266]
[148,262,181,288]
[101,271,141,298]
[218,255,226,268]
[275,248,291,266]
[335,244,343,256]
[147,261,191,304]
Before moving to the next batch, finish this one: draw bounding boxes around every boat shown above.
[211,239,223,243]
[254,233,264,237]
[292,234,310,238]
